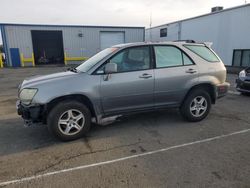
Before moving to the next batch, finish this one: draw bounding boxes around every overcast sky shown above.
[0,0,247,44]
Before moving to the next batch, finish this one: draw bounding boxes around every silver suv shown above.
[17,41,229,141]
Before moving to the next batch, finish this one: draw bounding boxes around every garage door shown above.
[100,32,125,50]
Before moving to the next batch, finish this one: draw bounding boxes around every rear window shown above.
[184,45,220,62]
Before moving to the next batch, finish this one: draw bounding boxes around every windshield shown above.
[76,47,119,72]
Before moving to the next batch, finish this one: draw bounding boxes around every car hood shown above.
[20,71,79,88]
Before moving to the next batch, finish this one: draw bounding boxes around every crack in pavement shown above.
[30,112,248,177]
[31,139,160,176]
[82,137,93,152]
[211,113,250,125]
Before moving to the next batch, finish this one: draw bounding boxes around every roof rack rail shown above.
[174,40,196,43]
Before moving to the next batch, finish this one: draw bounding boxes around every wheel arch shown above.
[45,94,97,120]
[182,83,216,105]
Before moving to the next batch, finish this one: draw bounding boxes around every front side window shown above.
[185,45,220,62]
[108,46,151,73]
[154,46,189,68]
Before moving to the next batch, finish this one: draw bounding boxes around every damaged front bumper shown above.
[16,100,45,126]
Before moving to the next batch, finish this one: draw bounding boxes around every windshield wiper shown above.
[67,67,78,73]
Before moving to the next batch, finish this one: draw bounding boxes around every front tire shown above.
[47,101,91,141]
[180,89,211,122]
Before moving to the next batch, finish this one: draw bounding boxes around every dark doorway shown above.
[31,30,64,65]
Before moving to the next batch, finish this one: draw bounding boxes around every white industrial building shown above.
[146,4,250,68]
[0,24,144,67]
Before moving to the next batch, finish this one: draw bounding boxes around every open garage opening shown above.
[31,30,64,65]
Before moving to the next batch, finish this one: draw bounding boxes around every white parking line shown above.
[1,128,250,187]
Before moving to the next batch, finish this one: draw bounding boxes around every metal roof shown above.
[0,23,144,29]
[147,3,250,29]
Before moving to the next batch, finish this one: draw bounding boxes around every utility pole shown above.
[149,12,152,41]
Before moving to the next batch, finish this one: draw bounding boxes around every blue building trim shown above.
[0,25,10,66]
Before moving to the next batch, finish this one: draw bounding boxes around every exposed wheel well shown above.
[183,84,216,105]
[45,94,96,121]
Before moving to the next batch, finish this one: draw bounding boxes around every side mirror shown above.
[105,63,117,74]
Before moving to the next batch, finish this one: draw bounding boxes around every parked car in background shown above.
[236,67,250,94]
[17,41,229,141]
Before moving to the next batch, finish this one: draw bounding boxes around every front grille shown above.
[245,76,250,82]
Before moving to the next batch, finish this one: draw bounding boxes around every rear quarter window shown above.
[184,45,220,62]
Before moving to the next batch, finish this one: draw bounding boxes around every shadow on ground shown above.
[0,109,184,157]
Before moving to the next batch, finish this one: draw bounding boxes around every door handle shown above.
[185,69,197,74]
[139,73,152,79]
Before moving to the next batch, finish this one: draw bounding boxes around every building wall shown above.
[146,5,250,66]
[145,22,179,42]
[3,25,144,66]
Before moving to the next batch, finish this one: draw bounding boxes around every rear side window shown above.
[154,46,182,68]
[183,53,193,65]
[185,45,220,62]
[154,46,194,68]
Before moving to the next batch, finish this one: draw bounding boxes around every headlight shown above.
[239,70,246,78]
[19,88,38,105]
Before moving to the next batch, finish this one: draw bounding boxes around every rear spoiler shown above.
[203,42,213,48]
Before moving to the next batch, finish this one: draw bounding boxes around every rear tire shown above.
[240,92,250,96]
[47,100,91,141]
[180,89,211,122]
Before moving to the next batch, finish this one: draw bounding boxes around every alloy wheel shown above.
[58,109,85,136]
[190,96,207,117]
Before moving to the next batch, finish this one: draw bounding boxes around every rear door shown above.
[153,45,199,107]
[99,46,154,115]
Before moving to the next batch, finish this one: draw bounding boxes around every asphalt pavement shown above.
[0,67,249,188]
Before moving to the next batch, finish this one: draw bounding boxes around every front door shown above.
[99,46,154,115]
[153,45,199,107]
